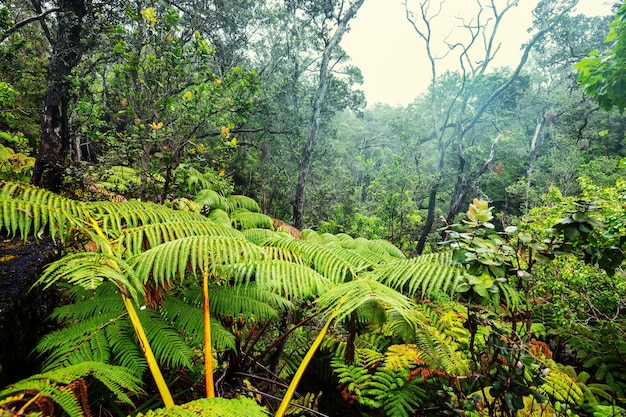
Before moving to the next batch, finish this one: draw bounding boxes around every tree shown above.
[404,0,579,254]
[577,2,626,112]
[290,0,365,229]
[29,0,86,191]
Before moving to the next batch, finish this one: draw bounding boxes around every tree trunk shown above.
[292,0,365,229]
[31,0,86,191]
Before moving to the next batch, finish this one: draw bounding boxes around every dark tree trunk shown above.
[292,0,365,229]
[31,0,86,191]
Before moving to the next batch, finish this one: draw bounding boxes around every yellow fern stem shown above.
[275,314,334,417]
[122,295,175,408]
[203,268,215,398]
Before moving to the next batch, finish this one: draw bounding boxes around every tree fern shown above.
[134,396,269,417]
[137,308,195,370]
[117,220,245,256]
[221,260,333,301]
[241,227,283,246]
[132,236,266,288]
[226,195,261,213]
[373,251,464,298]
[315,277,416,323]
[229,210,274,231]
[0,362,142,416]
[265,236,362,283]
[36,251,144,302]
[195,189,229,211]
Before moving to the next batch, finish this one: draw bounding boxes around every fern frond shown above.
[371,239,406,259]
[133,236,266,288]
[538,362,584,405]
[0,196,80,242]
[222,260,333,300]
[383,310,470,375]
[265,236,360,283]
[230,211,274,230]
[242,228,282,245]
[138,308,194,369]
[373,253,463,298]
[117,220,245,256]
[36,252,144,302]
[209,284,281,320]
[195,188,229,211]
[300,229,323,243]
[95,206,209,234]
[315,277,416,323]
[207,208,231,226]
[0,362,142,411]
[134,396,269,417]
[226,195,261,213]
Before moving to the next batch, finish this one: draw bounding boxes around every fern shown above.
[134,396,269,417]
[373,251,464,298]
[117,220,245,256]
[242,228,283,246]
[132,236,266,288]
[315,277,416,323]
[0,362,142,415]
[226,195,261,213]
[36,251,144,302]
[230,210,274,230]
[265,236,362,283]
[221,260,333,300]
[194,189,229,211]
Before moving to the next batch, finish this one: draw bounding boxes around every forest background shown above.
[2,0,626,416]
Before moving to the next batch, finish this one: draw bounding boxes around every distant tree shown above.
[577,2,626,112]
[404,0,580,254]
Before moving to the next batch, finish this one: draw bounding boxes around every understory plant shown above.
[1,180,625,417]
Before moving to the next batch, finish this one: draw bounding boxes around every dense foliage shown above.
[1,0,626,416]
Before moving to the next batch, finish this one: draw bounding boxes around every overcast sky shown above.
[341,0,615,107]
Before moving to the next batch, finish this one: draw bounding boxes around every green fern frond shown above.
[195,188,229,211]
[0,379,84,417]
[230,211,274,230]
[226,195,261,213]
[538,362,584,404]
[371,239,406,259]
[96,206,209,234]
[319,232,339,244]
[222,260,333,300]
[133,236,266,288]
[206,208,231,226]
[242,228,282,245]
[0,361,142,412]
[209,284,281,320]
[0,181,85,218]
[316,277,416,323]
[134,396,269,417]
[138,308,194,369]
[300,229,322,243]
[373,253,463,298]
[117,220,245,256]
[283,391,321,416]
[263,246,307,264]
[0,196,79,242]
[36,252,144,302]
[105,320,148,374]
[265,236,361,283]
[383,310,470,375]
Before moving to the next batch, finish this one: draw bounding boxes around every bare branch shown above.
[0,7,58,43]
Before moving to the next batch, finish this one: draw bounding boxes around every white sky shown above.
[341,0,615,107]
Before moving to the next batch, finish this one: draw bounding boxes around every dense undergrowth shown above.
[0,176,625,417]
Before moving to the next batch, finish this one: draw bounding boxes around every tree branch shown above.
[0,7,58,43]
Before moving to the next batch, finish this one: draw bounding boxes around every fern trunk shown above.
[122,295,175,407]
[203,269,215,398]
